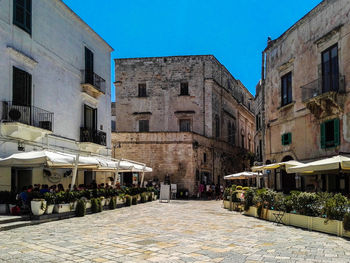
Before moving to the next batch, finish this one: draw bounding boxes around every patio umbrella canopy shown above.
[224,172,258,180]
[251,160,303,172]
[0,150,99,168]
[287,155,350,174]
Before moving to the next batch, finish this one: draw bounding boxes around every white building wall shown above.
[0,0,112,157]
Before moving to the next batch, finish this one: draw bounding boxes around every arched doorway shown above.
[281,155,296,193]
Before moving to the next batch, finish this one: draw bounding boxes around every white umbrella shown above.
[287,155,350,174]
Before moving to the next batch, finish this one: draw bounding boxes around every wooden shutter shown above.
[288,133,292,144]
[334,118,340,146]
[13,67,31,106]
[85,47,94,84]
[25,0,31,33]
[321,122,326,149]
[281,134,284,145]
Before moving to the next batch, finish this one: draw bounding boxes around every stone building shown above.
[261,0,350,193]
[113,55,255,195]
[0,0,113,191]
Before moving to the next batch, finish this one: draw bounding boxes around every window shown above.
[281,72,292,106]
[228,122,235,145]
[241,134,245,149]
[13,0,32,34]
[111,120,116,132]
[179,119,191,132]
[138,84,147,97]
[85,47,94,85]
[203,153,207,163]
[281,133,292,146]
[139,120,149,132]
[215,115,220,138]
[256,114,261,130]
[321,119,340,148]
[84,105,97,130]
[322,44,339,93]
[13,67,31,106]
[180,82,189,96]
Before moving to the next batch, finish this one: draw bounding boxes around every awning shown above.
[287,155,350,174]
[251,160,303,172]
[0,150,153,173]
[0,150,99,168]
[224,171,258,180]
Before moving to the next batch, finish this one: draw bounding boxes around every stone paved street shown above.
[0,201,350,263]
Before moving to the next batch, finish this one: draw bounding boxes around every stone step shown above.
[0,215,24,225]
[0,221,33,231]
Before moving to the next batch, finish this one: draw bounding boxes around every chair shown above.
[272,211,285,225]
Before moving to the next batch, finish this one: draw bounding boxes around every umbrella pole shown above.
[140,165,146,187]
[113,160,121,187]
[70,154,80,192]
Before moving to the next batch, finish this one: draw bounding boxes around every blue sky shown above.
[63,0,322,101]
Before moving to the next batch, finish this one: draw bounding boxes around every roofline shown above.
[58,0,114,52]
[264,0,328,51]
[115,54,253,98]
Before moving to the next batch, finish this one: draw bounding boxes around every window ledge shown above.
[179,94,190,97]
[278,101,295,111]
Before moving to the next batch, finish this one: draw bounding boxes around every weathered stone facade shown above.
[113,55,255,195]
[261,0,350,192]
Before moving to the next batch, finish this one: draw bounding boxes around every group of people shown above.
[198,182,224,200]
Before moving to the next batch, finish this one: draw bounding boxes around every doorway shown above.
[11,168,32,193]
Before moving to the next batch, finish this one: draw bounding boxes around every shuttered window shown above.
[321,118,340,148]
[180,82,189,95]
[13,0,32,34]
[139,120,149,132]
[85,47,94,85]
[281,72,292,106]
[13,67,31,106]
[281,133,292,146]
[179,119,191,132]
[138,84,147,97]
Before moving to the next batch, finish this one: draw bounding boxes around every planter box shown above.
[288,213,309,229]
[223,200,230,209]
[45,204,54,215]
[100,198,106,207]
[54,204,71,214]
[31,200,47,216]
[85,200,92,209]
[0,204,7,214]
[312,217,339,236]
[105,198,111,206]
[116,196,125,205]
[244,206,258,217]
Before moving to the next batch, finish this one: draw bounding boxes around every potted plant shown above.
[125,195,131,206]
[43,192,56,214]
[54,191,71,213]
[30,192,46,216]
[76,199,86,217]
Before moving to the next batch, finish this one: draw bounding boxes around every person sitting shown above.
[58,184,64,192]
[40,184,49,194]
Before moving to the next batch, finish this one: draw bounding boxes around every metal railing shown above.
[1,101,54,131]
[82,71,106,94]
[301,74,345,102]
[80,127,107,146]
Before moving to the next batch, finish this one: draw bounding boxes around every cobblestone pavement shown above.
[0,201,350,263]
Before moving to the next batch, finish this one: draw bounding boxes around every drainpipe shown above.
[202,61,206,136]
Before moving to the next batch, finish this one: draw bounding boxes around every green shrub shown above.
[43,192,56,205]
[242,187,249,191]
[97,198,102,212]
[148,193,153,202]
[296,192,320,216]
[236,186,243,191]
[109,197,116,210]
[91,198,99,213]
[223,188,230,200]
[323,193,349,221]
[132,196,137,205]
[76,199,86,217]
[343,213,350,231]
[244,188,255,211]
[231,185,237,191]
[125,195,131,206]
[140,193,147,203]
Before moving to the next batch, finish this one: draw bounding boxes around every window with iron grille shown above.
[13,0,32,34]
[139,119,149,132]
[138,84,147,97]
[180,82,189,96]
[179,119,191,132]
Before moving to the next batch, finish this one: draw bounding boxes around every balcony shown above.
[301,74,345,118]
[80,127,107,153]
[1,101,53,140]
[81,71,106,99]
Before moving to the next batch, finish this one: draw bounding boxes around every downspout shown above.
[202,61,206,136]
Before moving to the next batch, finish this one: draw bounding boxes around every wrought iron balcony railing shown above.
[82,71,106,94]
[80,127,107,146]
[1,101,54,131]
[301,74,345,102]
